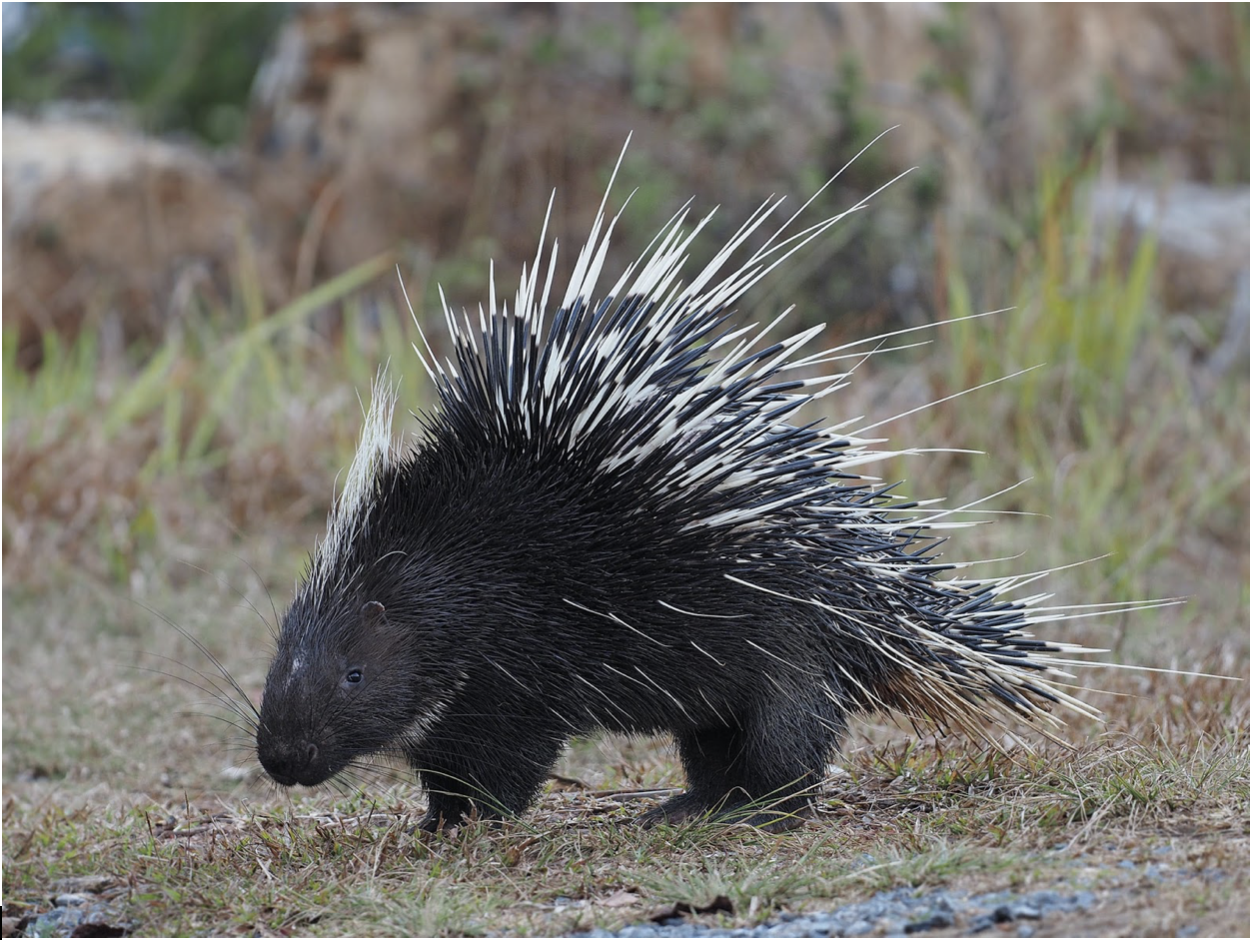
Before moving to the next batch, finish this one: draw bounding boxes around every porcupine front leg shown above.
[408,719,566,832]
[642,695,845,832]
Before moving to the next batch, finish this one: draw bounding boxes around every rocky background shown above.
[4,3,1248,370]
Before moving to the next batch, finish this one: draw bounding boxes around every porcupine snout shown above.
[255,658,347,788]
[255,728,323,787]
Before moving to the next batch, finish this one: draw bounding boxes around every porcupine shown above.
[255,142,1143,833]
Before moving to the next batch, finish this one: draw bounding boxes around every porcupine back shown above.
[256,138,1156,831]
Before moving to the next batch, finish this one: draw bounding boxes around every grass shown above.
[2,159,1248,936]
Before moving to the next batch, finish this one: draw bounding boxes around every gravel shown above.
[581,886,1098,939]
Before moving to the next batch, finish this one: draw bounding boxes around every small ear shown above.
[360,600,386,620]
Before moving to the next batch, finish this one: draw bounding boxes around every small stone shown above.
[29,909,83,938]
[52,894,92,908]
[969,913,996,933]
[905,911,955,933]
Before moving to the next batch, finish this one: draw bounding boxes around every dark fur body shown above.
[258,420,911,830]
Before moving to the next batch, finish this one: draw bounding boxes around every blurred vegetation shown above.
[924,160,1247,602]
[2,2,286,144]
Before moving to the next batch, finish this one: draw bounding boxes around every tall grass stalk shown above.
[923,160,1243,605]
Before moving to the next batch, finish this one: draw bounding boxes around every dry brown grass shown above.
[2,611,1245,936]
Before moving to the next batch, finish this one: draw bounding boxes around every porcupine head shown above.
[254,140,1132,833]
[255,382,469,796]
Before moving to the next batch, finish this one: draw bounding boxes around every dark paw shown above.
[417,798,475,834]
[638,791,714,827]
[416,810,459,834]
[640,792,812,832]
[717,804,812,832]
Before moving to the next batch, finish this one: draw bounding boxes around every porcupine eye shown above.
[340,601,384,691]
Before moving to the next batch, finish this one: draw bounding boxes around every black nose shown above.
[257,732,322,786]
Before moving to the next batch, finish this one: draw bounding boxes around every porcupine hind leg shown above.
[409,722,566,832]
[641,696,845,832]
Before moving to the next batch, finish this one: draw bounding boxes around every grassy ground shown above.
[3,173,1248,936]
